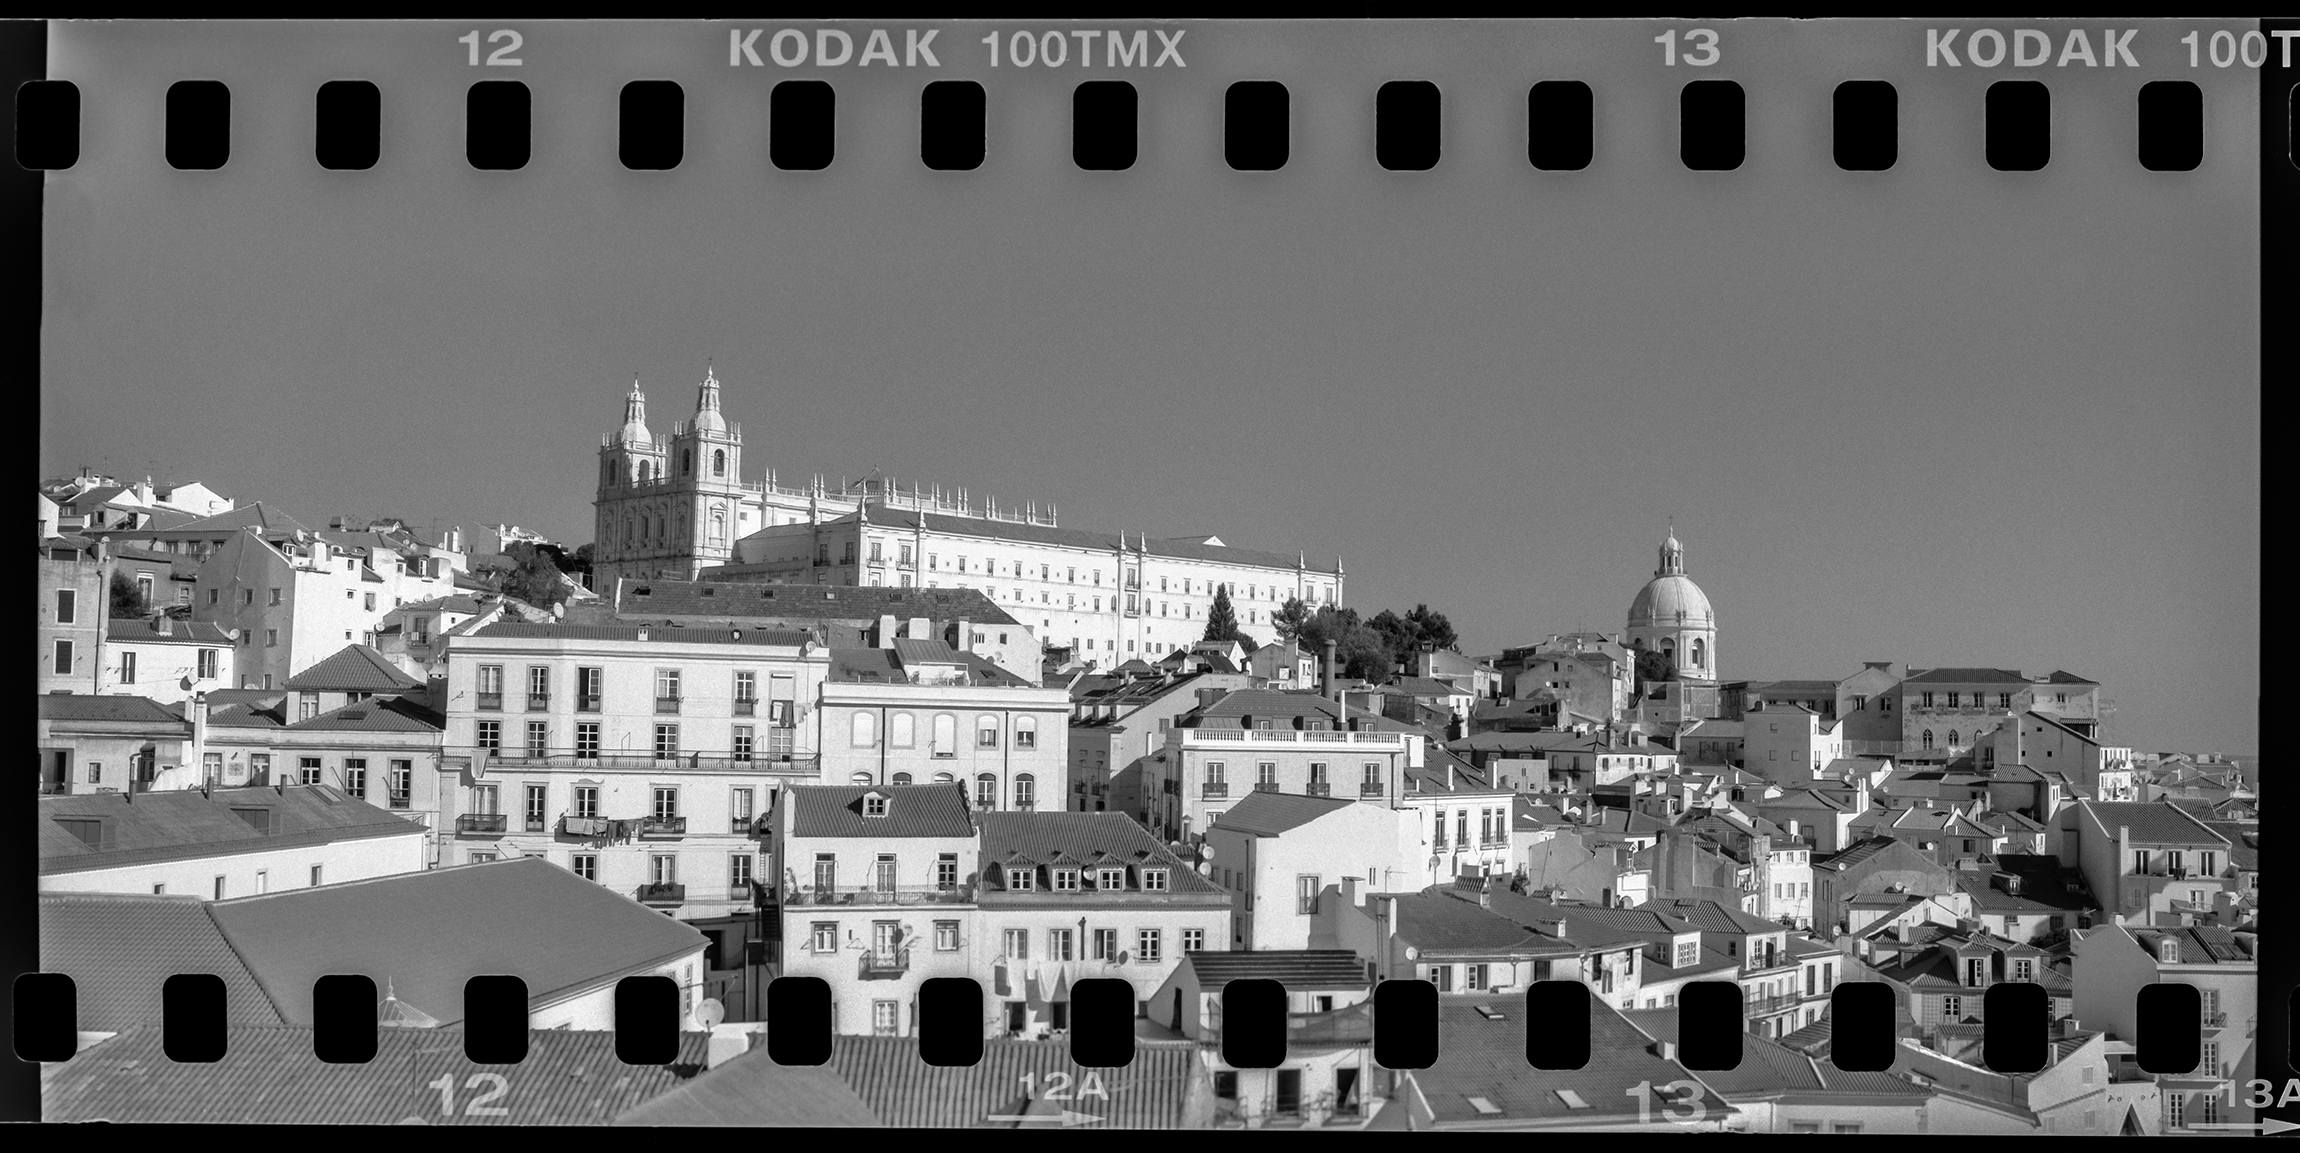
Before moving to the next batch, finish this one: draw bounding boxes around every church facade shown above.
[592,369,1344,663]
[1626,532,1721,727]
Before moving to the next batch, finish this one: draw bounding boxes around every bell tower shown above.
[594,378,670,586]
[668,364,745,579]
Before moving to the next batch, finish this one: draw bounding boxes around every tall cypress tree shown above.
[1203,583,1244,643]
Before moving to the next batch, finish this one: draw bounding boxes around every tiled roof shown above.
[1903,667,2027,684]
[1815,836,1934,875]
[1387,676,1467,697]
[1404,997,1730,1127]
[38,895,288,1030]
[612,1041,883,1126]
[204,857,707,1027]
[286,695,446,733]
[392,593,486,615]
[472,621,814,647]
[1185,950,1368,989]
[976,812,1223,894]
[822,1033,1205,1128]
[1205,790,1356,836]
[282,644,425,693]
[1676,719,1744,739]
[40,784,425,874]
[36,694,190,727]
[44,1025,706,1124]
[1580,808,1671,837]
[2081,800,2228,846]
[2203,823,2259,869]
[1751,680,1842,698]
[157,501,314,538]
[786,784,977,839]
[2133,925,2255,965]
[1633,897,1788,936]
[1622,1008,1928,1099]
[103,616,235,644]
[1181,688,1417,733]
[891,638,965,666]
[1405,749,1505,794]
[1445,731,1590,754]
[2042,670,2097,684]
[625,578,1024,629]
[1389,893,1574,957]
[849,505,1340,575]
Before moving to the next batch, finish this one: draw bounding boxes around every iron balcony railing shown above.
[455,813,507,836]
[1743,993,1800,1016]
[782,884,975,907]
[2204,1012,2228,1028]
[1202,783,1229,798]
[477,692,502,710]
[734,699,756,716]
[639,816,687,838]
[449,747,818,774]
[656,696,682,714]
[1360,782,1386,796]
[523,816,548,833]
[858,953,908,980]
[527,693,550,711]
[388,794,411,810]
[731,815,756,834]
[1254,781,1281,793]
[1306,782,1331,797]
[637,882,685,905]
[577,695,602,712]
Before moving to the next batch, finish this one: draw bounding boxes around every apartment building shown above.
[2073,921,2259,1133]
[1148,689,1426,845]
[1201,791,1424,952]
[97,616,234,704]
[38,783,427,897]
[817,643,1070,810]
[2070,800,2236,927]
[39,536,112,695]
[1740,704,1845,784]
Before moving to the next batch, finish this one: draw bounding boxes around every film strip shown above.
[13,16,2283,1132]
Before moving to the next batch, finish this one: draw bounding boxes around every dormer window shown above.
[1097,867,1126,890]
[1965,957,1986,986]
[1007,867,1036,892]
[862,792,888,818]
[1054,868,1080,892]
[2158,939,2180,964]
[1143,869,1169,892]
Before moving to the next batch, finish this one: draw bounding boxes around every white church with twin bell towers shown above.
[593,367,1346,662]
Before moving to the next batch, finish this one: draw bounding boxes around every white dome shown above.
[1628,574,1713,628]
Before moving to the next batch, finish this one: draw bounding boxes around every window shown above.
[116,650,138,684]
[297,757,322,786]
[850,711,877,748]
[932,714,957,757]
[1297,875,1321,915]
[1922,729,1934,749]
[1097,867,1126,891]
[1013,774,1035,810]
[1003,928,1030,959]
[977,715,1000,748]
[864,794,888,818]
[655,668,682,708]
[196,648,218,679]
[52,639,72,675]
[1049,927,1075,959]
[2167,1092,2184,1129]
[524,721,549,758]
[576,667,602,711]
[576,722,600,759]
[2200,1039,2220,1078]
[935,921,959,951]
[1466,963,1488,991]
[1092,928,1119,960]
[1013,715,1038,749]
[1054,868,1080,892]
[732,725,753,762]
[477,665,503,706]
[654,724,679,758]
[214,876,226,899]
[1182,928,1204,953]
[975,774,997,809]
[1940,994,1962,1020]
[1006,865,1035,892]
[570,852,597,881]
[1137,929,1162,963]
[811,922,838,954]
[648,854,675,884]
[1143,869,1168,892]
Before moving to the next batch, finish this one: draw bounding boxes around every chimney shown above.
[1341,875,1360,907]
[876,614,897,647]
[1478,880,1492,909]
[156,615,172,636]
[1656,1040,1679,1062]
[956,617,972,652]
[908,616,931,640]
[704,1027,750,1070]
[189,691,209,775]
[1894,920,1910,944]
[2118,824,2131,877]
[1324,639,1339,704]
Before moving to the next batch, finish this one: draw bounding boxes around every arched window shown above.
[850,771,874,785]
[892,772,912,785]
[851,711,877,748]
[1014,773,1036,811]
[933,772,954,784]
[709,508,726,546]
[680,449,692,475]
[890,712,916,748]
[712,449,726,477]
[1946,730,1960,748]
[974,773,998,810]
[1922,729,1935,749]
[932,714,958,757]
[639,515,650,541]
[624,516,634,544]
[639,461,652,483]
[1014,716,1038,750]
[1691,637,1705,667]
[977,714,1001,749]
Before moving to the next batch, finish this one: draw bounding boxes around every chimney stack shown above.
[1341,875,1360,907]
[1324,639,1338,704]
[908,616,931,641]
[876,614,898,647]
[1656,1040,1678,1062]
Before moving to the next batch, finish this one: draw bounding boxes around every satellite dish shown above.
[225,627,240,641]
[1117,951,1130,965]
[1196,861,1213,876]
[1403,945,1419,962]
[1198,843,1216,863]
[731,629,743,640]
[696,998,725,1029]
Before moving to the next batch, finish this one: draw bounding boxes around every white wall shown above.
[41,830,429,897]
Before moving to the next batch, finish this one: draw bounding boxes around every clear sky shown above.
[39,20,2260,753]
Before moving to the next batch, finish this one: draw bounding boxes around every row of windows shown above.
[471,666,796,715]
[559,850,751,890]
[848,711,1040,750]
[603,447,730,487]
[200,754,414,806]
[1201,761,1383,784]
[474,720,797,760]
[470,782,769,826]
[146,865,330,901]
[1917,691,2018,709]
[1430,806,1512,849]
[840,771,1041,811]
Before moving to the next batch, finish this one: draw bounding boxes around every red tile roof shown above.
[976,811,1224,895]
[286,695,444,733]
[822,1034,1208,1128]
[612,1041,883,1126]
[36,694,191,727]
[785,783,977,839]
[1401,996,1732,1127]
[281,644,424,693]
[43,1025,706,1124]
[40,784,425,874]
[38,894,288,1030]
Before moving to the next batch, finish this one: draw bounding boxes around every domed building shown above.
[1626,531,1716,682]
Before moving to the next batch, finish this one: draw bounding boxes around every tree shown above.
[1272,596,1311,643]
[499,541,573,610]
[1405,604,1459,655]
[1366,609,1414,663]
[108,569,147,617]
[1631,644,1676,699]
[1297,605,1395,682]
[565,543,595,575]
[1202,584,1245,643]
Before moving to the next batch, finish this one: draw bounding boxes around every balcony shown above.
[1254,781,1280,793]
[477,692,502,711]
[1201,783,1229,798]
[1181,729,1406,747]
[636,882,686,906]
[656,696,682,715]
[639,816,687,838]
[388,795,411,810]
[858,953,908,980]
[527,693,550,711]
[1743,993,1800,1017]
[1360,782,1386,797]
[734,699,756,716]
[456,813,507,836]
[2203,1012,2227,1028]
[732,815,757,834]
[1306,782,1331,797]
[782,884,976,907]
[576,695,602,712]
[523,816,547,833]
[447,747,818,775]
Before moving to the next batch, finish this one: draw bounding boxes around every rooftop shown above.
[2080,800,2229,846]
[612,1042,882,1126]
[38,894,288,1030]
[36,694,189,728]
[472,621,814,647]
[1184,950,1369,989]
[785,784,977,840]
[821,1034,1204,1128]
[103,616,235,645]
[976,812,1223,895]
[40,784,426,873]
[1400,997,1731,1127]
[1204,789,1357,836]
